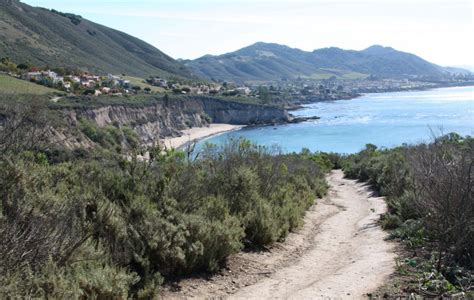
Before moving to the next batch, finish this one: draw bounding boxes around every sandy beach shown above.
[162,124,244,149]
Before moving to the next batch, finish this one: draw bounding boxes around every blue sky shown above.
[22,0,473,66]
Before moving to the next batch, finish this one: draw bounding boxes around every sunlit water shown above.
[194,86,474,154]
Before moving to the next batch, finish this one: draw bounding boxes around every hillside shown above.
[0,0,193,79]
[0,73,60,94]
[184,42,463,83]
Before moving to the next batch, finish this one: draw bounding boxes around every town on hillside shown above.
[1,57,473,105]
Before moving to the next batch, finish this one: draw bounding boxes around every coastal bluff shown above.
[54,96,290,149]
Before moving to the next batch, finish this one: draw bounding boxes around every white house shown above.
[236,87,251,95]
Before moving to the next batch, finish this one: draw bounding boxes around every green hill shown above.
[0,0,192,79]
[184,42,463,83]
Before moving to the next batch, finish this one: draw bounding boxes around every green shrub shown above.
[0,137,328,297]
[183,212,244,272]
[389,219,426,249]
[123,126,140,148]
[0,261,138,299]
[382,213,402,230]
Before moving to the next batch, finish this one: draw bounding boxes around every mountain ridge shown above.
[184,42,468,83]
[0,0,194,79]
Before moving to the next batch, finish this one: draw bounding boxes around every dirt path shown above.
[163,170,396,299]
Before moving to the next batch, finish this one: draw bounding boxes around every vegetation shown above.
[308,69,369,80]
[184,42,447,83]
[124,76,165,93]
[341,135,473,296]
[47,93,280,112]
[0,74,62,95]
[0,2,194,79]
[0,100,328,298]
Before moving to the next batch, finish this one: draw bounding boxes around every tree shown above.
[0,57,17,72]
[83,89,95,95]
[258,86,270,104]
[17,63,29,70]
[0,97,56,155]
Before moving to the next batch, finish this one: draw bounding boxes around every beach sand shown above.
[162,124,244,149]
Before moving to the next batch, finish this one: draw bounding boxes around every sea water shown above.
[194,86,474,154]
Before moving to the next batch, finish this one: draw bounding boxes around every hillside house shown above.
[100,87,111,94]
[24,71,42,81]
[190,87,203,94]
[107,74,120,81]
[147,77,168,88]
[118,79,131,88]
[80,74,100,88]
[236,87,251,95]
[24,70,62,83]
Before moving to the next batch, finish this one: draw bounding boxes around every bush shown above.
[341,134,474,290]
[382,213,402,230]
[0,260,138,299]
[0,135,328,297]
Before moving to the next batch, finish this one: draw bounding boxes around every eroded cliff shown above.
[59,96,289,148]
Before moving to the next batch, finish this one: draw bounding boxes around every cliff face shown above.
[199,97,288,125]
[62,97,289,148]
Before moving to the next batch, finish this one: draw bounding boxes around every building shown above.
[24,70,63,84]
[235,87,251,95]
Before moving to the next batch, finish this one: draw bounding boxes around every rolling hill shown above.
[0,0,193,79]
[184,42,464,83]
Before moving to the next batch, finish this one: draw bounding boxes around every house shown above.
[100,87,111,94]
[108,74,120,81]
[120,79,131,88]
[24,71,43,81]
[81,80,95,88]
[68,76,81,83]
[147,77,168,88]
[24,70,63,84]
[81,75,100,83]
[235,87,251,95]
[43,70,60,83]
[190,87,203,95]
[200,85,210,94]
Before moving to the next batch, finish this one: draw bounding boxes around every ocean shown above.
[194,86,474,154]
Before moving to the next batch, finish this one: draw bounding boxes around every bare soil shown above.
[162,170,396,299]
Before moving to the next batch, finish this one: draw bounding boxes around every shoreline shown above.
[289,83,474,110]
[161,85,473,151]
[162,124,245,150]
[291,84,474,111]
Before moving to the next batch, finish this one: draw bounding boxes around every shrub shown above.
[1,102,328,297]
[382,213,402,230]
[341,134,474,289]
[0,260,138,299]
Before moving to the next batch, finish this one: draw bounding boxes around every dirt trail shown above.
[163,170,396,299]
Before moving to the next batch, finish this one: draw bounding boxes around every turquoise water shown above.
[195,86,474,154]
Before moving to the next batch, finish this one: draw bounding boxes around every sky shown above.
[22,0,474,67]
